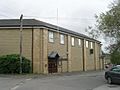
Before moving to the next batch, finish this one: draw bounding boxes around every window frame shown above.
[78,39,81,46]
[60,34,65,44]
[86,41,89,48]
[90,42,93,49]
[71,37,75,46]
[48,31,54,43]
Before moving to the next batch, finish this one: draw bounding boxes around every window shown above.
[48,31,54,42]
[60,34,65,44]
[78,39,81,46]
[86,41,88,48]
[111,67,120,72]
[90,49,93,54]
[71,37,75,46]
[90,42,93,48]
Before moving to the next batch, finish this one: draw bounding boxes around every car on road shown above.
[105,65,120,84]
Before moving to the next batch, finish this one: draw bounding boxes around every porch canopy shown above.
[48,51,60,60]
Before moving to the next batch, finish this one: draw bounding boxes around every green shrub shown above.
[0,54,31,74]
[111,51,120,65]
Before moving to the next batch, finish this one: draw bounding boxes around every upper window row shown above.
[86,41,93,48]
[48,31,93,48]
[48,31,65,44]
[71,37,81,46]
[72,37,93,48]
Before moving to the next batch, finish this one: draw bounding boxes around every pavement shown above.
[93,84,120,90]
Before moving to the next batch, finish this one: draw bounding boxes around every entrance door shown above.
[48,60,58,73]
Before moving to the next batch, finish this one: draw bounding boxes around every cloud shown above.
[0,0,112,33]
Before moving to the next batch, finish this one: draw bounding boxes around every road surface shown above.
[0,71,119,90]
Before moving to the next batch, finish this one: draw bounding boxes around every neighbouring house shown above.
[0,19,103,74]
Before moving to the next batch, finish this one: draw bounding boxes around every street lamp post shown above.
[20,14,23,74]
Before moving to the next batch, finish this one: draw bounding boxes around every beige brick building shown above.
[0,19,103,74]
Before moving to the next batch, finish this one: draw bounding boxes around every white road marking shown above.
[26,78,32,81]
[10,85,19,90]
[19,82,24,85]
[10,78,32,90]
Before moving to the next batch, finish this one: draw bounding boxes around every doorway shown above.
[48,51,60,73]
[48,59,58,73]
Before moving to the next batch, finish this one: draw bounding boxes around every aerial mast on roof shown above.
[57,8,59,32]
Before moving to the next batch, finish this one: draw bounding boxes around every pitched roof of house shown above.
[0,19,100,43]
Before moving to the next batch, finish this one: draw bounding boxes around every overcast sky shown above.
[0,0,112,32]
[0,0,113,51]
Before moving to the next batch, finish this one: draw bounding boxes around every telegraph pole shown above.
[20,14,23,74]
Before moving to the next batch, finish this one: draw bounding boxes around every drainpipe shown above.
[82,39,85,71]
[31,27,34,73]
[83,39,87,71]
[67,35,71,72]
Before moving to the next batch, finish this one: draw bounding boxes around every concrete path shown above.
[93,84,120,90]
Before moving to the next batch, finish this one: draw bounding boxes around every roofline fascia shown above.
[0,26,32,29]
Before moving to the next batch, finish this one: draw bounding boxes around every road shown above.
[0,71,120,90]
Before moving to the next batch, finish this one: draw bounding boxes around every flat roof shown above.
[0,19,100,43]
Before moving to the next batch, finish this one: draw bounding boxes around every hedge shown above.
[0,54,31,74]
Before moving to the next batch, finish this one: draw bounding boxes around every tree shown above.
[111,50,120,64]
[86,0,120,64]
[98,0,120,40]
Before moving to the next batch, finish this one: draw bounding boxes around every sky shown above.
[0,0,114,51]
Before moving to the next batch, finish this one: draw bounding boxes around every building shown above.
[0,19,103,74]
